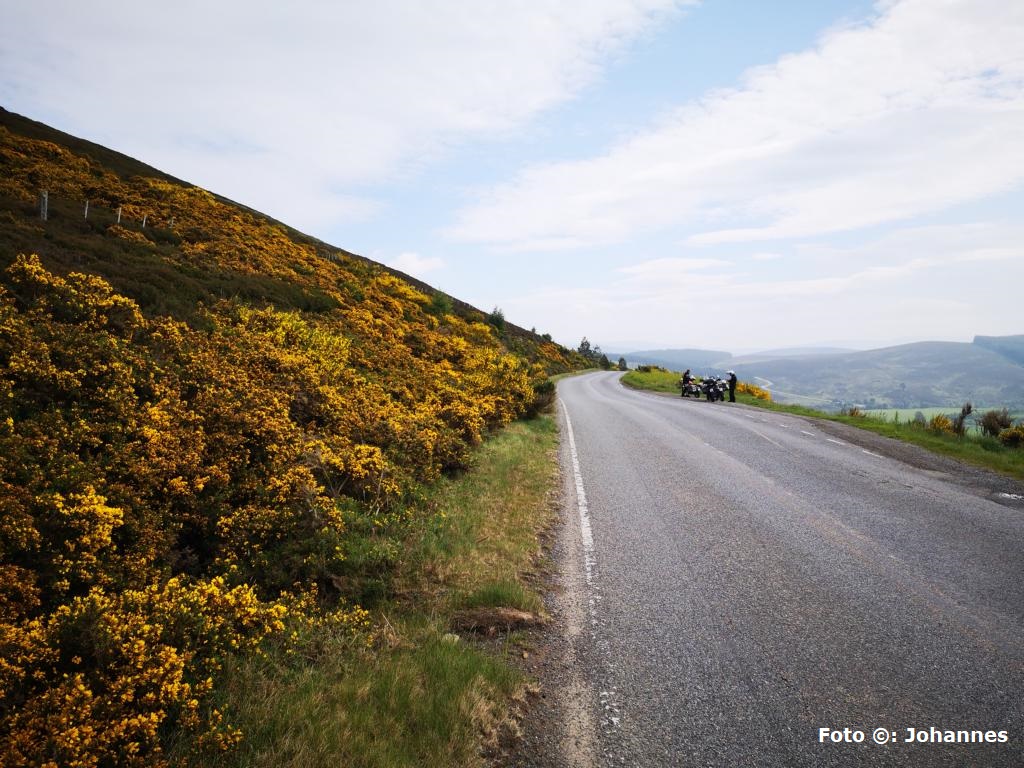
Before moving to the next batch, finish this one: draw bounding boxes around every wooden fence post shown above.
[40,190,48,221]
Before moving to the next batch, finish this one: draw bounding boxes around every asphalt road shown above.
[553,372,1024,767]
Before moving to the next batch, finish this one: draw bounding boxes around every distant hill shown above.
[731,339,1024,409]
[613,348,732,371]
[613,339,1024,409]
[974,334,1024,366]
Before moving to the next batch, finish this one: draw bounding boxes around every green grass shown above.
[192,415,559,768]
[189,629,519,768]
[459,578,543,614]
[621,368,682,394]
[622,369,1024,481]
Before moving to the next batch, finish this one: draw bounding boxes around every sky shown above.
[2,0,1022,353]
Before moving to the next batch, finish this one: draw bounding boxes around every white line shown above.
[777,423,789,428]
[561,401,597,587]
[800,430,815,437]
[560,401,621,733]
[751,428,784,449]
[826,438,845,445]
[862,449,883,458]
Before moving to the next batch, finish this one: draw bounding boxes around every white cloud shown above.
[388,252,445,277]
[499,221,1024,349]
[447,0,1024,249]
[0,0,685,235]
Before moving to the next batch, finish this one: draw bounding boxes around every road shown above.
[550,372,1024,767]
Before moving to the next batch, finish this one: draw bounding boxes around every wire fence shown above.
[23,189,352,266]
[33,189,174,232]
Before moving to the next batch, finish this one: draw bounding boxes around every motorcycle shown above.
[702,376,728,402]
[680,378,702,398]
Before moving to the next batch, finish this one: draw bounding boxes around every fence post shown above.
[39,190,48,221]
[170,215,175,228]
[117,206,122,224]
[142,214,147,228]
[84,200,89,220]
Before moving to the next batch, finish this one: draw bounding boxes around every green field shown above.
[866,406,1024,422]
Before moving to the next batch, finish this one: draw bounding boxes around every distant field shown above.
[866,407,1024,427]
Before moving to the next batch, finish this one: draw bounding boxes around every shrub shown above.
[486,306,505,334]
[844,406,865,418]
[737,382,771,401]
[999,424,1024,449]
[979,408,1013,437]
[524,379,556,418]
[429,291,453,317]
[951,402,972,438]
[929,414,955,434]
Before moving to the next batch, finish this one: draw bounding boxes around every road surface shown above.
[546,371,1024,767]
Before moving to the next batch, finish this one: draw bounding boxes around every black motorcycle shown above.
[702,376,728,402]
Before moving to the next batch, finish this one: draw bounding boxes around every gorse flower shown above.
[0,124,580,766]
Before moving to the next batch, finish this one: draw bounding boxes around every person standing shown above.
[727,370,738,402]
[680,368,692,397]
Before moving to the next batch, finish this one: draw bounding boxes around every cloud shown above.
[388,252,445,277]
[498,221,1024,349]
[0,0,685,236]
[447,0,1024,249]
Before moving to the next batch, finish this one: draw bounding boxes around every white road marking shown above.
[800,430,815,437]
[777,423,789,428]
[826,438,845,445]
[561,401,596,587]
[862,449,883,458]
[561,401,622,732]
[751,428,785,449]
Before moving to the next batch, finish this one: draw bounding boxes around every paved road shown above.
[554,372,1024,767]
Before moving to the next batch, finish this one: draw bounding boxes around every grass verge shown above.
[622,369,1024,482]
[187,415,560,768]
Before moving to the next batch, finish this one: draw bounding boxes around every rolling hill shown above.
[616,339,1024,409]
[729,340,1024,409]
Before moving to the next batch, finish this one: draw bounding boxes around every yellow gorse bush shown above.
[0,124,577,765]
[736,381,772,401]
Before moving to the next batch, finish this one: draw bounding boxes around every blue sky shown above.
[2,0,1022,352]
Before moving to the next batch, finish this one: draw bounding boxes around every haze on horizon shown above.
[2,0,1022,353]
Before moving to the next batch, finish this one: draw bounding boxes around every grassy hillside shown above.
[0,110,583,766]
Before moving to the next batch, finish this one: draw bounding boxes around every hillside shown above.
[0,109,584,765]
[731,340,1024,409]
[974,334,1024,367]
